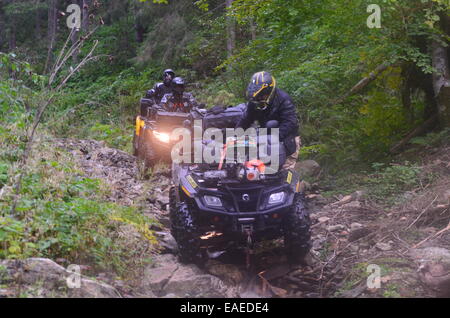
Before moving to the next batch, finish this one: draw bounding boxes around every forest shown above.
[0,0,450,299]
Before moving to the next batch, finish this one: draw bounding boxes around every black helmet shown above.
[172,77,185,95]
[246,71,277,111]
[163,69,175,85]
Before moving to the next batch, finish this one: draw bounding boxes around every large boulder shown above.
[410,247,450,297]
[140,254,238,298]
[0,258,121,298]
[294,160,321,179]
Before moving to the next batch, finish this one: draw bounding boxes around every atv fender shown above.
[284,169,302,194]
[179,174,199,199]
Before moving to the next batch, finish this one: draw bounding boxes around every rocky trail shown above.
[2,139,449,298]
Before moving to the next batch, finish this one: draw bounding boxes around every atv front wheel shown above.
[283,194,312,264]
[137,127,157,168]
[169,187,202,264]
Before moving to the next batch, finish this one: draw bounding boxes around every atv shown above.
[169,118,311,265]
[133,97,197,168]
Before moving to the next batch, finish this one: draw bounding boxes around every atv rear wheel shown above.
[283,194,312,264]
[169,187,202,264]
[137,127,157,168]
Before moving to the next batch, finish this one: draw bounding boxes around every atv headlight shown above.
[153,131,170,143]
[268,192,285,205]
[204,195,223,207]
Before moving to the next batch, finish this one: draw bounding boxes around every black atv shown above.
[133,98,197,168]
[169,120,311,265]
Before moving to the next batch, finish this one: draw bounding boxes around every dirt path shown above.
[54,139,450,298]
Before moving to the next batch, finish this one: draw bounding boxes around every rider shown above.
[160,77,198,113]
[145,69,176,105]
[236,71,301,170]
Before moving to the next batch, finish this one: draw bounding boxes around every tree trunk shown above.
[44,0,58,73]
[135,22,145,43]
[8,0,16,51]
[0,1,4,51]
[9,19,16,51]
[35,0,42,41]
[225,0,235,59]
[250,18,257,41]
[82,0,91,33]
[431,39,450,128]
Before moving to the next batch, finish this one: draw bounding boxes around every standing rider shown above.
[160,77,198,113]
[236,71,301,170]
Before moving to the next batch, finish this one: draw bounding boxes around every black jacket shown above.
[146,82,173,104]
[160,92,198,113]
[236,88,299,141]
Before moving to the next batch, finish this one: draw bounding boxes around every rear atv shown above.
[133,98,195,169]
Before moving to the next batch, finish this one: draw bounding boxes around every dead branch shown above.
[405,195,439,230]
[413,221,450,249]
[333,63,395,105]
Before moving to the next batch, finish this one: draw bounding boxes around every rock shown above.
[205,261,245,285]
[0,258,121,298]
[156,193,170,210]
[141,255,236,298]
[349,245,359,253]
[375,242,392,251]
[155,231,178,254]
[141,255,179,293]
[294,160,321,179]
[342,201,362,209]
[298,181,311,193]
[410,247,450,296]
[312,234,326,250]
[307,194,328,205]
[350,223,363,231]
[440,190,450,205]
[331,191,365,207]
[327,224,345,232]
[71,278,122,298]
[410,247,450,263]
[418,263,450,297]
[348,227,371,242]
[163,264,237,298]
[317,217,331,223]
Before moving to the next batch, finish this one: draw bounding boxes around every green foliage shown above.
[0,124,159,275]
[0,163,9,188]
[409,128,450,147]
[366,162,422,205]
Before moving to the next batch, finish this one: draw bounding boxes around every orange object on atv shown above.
[245,159,266,173]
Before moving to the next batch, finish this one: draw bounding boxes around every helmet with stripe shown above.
[246,71,276,111]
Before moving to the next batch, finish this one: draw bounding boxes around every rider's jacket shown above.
[236,88,300,155]
[236,88,299,141]
[146,82,173,104]
[161,92,198,113]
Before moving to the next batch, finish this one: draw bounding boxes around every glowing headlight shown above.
[268,192,285,205]
[153,131,170,143]
[204,195,223,207]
